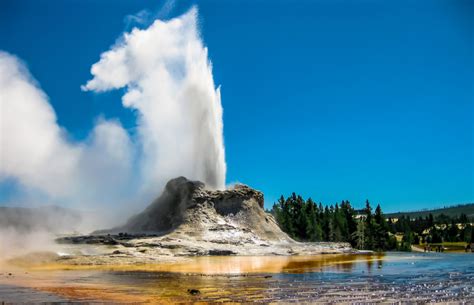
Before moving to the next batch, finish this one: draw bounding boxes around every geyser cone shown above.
[100,177,292,243]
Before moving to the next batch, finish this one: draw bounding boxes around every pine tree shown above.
[272,194,401,251]
[305,198,322,241]
[364,200,374,250]
[322,206,331,241]
[282,195,295,238]
[332,203,344,242]
[374,204,389,250]
[447,220,459,242]
[293,195,307,240]
[353,220,366,249]
[341,200,357,246]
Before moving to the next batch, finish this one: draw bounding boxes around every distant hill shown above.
[385,203,474,220]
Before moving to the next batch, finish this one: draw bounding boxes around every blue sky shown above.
[0,0,472,212]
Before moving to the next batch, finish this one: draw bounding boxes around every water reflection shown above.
[360,253,385,273]
[150,253,388,274]
[2,252,473,303]
[282,253,386,274]
[28,253,381,274]
[87,252,471,303]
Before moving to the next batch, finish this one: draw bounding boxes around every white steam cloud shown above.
[0,52,135,205]
[0,8,226,225]
[83,7,226,192]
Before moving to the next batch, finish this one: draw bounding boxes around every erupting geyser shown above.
[0,8,226,219]
[83,7,227,190]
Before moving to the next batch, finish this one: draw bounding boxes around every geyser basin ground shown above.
[1,253,473,303]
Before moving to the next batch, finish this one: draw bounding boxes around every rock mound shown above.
[78,177,352,258]
[104,177,291,243]
[120,177,205,233]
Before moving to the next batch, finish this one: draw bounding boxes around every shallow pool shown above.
[1,252,473,303]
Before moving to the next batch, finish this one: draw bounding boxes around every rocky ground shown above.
[54,177,352,265]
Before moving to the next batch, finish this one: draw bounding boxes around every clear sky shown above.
[0,0,472,212]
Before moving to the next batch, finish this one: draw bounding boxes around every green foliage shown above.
[272,194,473,251]
[387,234,398,250]
[271,195,396,251]
[388,212,472,246]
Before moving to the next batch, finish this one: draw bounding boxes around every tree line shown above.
[388,213,473,248]
[270,194,398,251]
[271,194,474,251]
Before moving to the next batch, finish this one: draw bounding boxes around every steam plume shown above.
[0,8,226,225]
[83,7,226,191]
[0,51,134,217]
